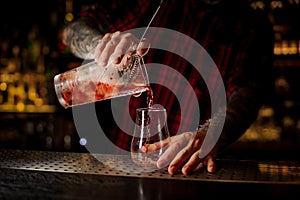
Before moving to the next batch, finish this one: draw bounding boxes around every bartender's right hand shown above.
[94,31,149,67]
[143,130,218,175]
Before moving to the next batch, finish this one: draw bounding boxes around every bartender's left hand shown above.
[144,130,218,175]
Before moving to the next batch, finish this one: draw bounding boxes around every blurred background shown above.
[0,0,300,160]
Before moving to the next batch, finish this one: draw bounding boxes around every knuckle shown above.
[183,131,194,141]
[122,32,134,39]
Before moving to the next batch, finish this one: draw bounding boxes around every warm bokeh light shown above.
[274,40,300,55]
[0,82,7,91]
[65,13,74,23]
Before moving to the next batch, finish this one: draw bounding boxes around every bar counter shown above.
[0,149,299,199]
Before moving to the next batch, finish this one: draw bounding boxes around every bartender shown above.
[61,0,274,175]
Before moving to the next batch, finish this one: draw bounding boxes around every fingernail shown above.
[157,160,163,168]
[141,146,147,153]
[182,165,190,175]
[208,164,215,173]
[114,57,121,64]
[157,159,167,168]
[168,165,176,175]
[98,61,106,67]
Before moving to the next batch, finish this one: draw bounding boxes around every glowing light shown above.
[0,82,7,91]
[270,1,283,9]
[16,102,25,112]
[65,13,73,22]
[79,138,87,146]
[34,98,43,106]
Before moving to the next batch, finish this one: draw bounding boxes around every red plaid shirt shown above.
[77,0,274,152]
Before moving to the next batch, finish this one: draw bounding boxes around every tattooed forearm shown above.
[62,17,104,59]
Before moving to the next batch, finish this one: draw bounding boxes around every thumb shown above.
[137,39,150,56]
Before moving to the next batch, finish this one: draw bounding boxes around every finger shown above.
[156,132,194,171]
[156,140,184,169]
[193,162,204,172]
[205,156,216,173]
[167,132,199,175]
[117,52,132,71]
[181,151,203,175]
[95,33,114,65]
[111,33,139,62]
[142,137,171,153]
[167,146,193,175]
[96,33,114,55]
[101,33,121,65]
[143,134,183,153]
[97,31,121,66]
[110,42,132,64]
[136,39,150,56]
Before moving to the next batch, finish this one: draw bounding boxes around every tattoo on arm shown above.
[62,17,104,59]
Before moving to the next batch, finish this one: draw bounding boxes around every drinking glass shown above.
[130,105,171,170]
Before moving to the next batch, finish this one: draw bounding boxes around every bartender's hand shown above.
[144,130,219,175]
[94,31,149,67]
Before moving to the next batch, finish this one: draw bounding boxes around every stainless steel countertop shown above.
[0,149,299,199]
